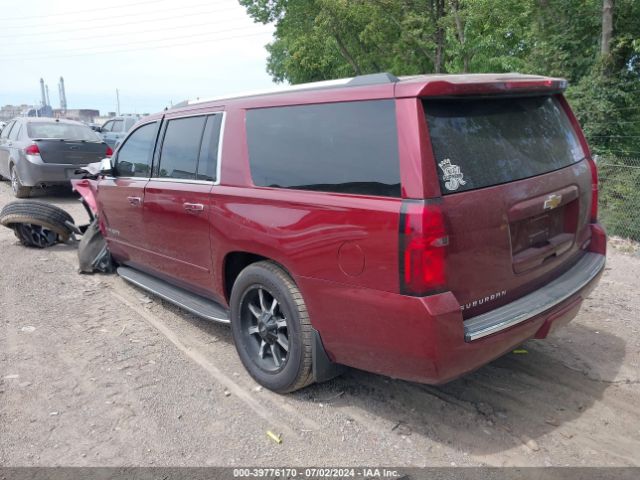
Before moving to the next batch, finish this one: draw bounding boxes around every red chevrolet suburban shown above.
[95,73,606,393]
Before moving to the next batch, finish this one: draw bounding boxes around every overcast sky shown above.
[0,0,277,115]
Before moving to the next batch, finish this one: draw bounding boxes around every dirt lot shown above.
[0,182,639,467]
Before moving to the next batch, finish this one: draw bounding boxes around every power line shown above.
[0,2,235,30]
[8,16,250,47]
[0,0,173,21]
[0,25,269,60]
[0,6,238,39]
[0,30,272,61]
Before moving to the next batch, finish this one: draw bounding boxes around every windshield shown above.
[424,95,584,194]
[27,122,101,142]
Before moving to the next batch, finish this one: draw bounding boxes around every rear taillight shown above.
[587,157,598,222]
[24,144,40,155]
[399,200,448,296]
[105,146,113,157]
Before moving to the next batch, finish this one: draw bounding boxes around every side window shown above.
[101,121,113,132]
[8,123,21,141]
[124,118,136,131]
[112,119,124,133]
[1,121,14,139]
[197,114,223,181]
[246,100,400,197]
[157,116,206,180]
[114,122,158,178]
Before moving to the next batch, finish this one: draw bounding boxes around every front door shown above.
[97,120,160,267]
[141,113,223,297]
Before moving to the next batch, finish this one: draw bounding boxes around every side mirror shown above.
[100,157,113,175]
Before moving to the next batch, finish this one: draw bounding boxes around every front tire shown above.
[10,165,31,198]
[230,261,314,393]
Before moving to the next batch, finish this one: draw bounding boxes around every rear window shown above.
[27,122,100,142]
[246,100,400,197]
[424,96,584,194]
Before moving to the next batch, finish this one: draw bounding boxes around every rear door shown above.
[141,113,223,296]
[97,120,160,267]
[422,95,592,318]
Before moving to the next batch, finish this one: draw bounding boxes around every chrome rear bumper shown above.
[464,252,605,342]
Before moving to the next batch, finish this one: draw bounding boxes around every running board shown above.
[117,266,230,324]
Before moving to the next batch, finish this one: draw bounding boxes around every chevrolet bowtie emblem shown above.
[543,194,562,210]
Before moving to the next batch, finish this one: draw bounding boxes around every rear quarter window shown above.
[246,100,400,197]
[157,116,206,180]
[424,96,584,194]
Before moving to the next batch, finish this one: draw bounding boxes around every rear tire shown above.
[10,165,31,198]
[0,200,74,247]
[230,261,314,393]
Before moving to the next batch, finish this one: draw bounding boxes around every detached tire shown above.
[0,200,74,248]
[230,261,314,393]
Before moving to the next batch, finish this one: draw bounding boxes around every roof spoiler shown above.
[418,78,568,97]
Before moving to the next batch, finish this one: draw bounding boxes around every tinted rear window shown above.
[27,122,100,142]
[246,100,400,197]
[424,96,584,194]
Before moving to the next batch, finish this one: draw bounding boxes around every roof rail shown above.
[176,73,399,108]
[347,72,399,86]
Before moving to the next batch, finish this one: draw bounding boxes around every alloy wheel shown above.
[240,286,289,372]
[15,223,58,248]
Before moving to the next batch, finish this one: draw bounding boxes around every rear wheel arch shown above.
[223,252,344,390]
[9,161,31,198]
[223,251,293,303]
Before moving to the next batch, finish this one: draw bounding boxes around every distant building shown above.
[0,104,30,121]
[53,108,100,123]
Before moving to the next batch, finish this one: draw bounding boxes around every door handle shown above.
[127,196,142,206]
[183,202,205,213]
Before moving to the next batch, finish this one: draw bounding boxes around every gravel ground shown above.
[0,182,639,467]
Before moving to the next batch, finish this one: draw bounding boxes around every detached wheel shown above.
[10,165,31,198]
[230,261,314,393]
[0,200,74,248]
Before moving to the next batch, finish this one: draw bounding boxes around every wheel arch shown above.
[223,250,291,304]
[224,251,344,388]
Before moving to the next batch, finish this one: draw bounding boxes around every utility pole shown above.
[601,0,613,57]
[116,88,121,116]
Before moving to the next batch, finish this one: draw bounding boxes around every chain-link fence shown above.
[596,155,640,243]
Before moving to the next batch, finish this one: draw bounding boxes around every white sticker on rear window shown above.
[438,159,467,191]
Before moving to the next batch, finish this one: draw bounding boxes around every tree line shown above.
[239,0,640,158]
